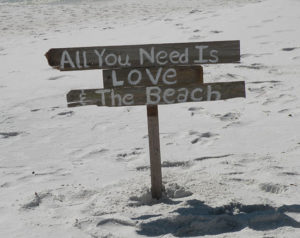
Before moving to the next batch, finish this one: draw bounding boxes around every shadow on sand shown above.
[136,199,300,237]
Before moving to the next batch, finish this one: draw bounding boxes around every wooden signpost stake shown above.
[45,41,245,200]
[147,105,162,199]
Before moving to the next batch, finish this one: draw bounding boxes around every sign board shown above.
[67,81,245,107]
[45,41,240,71]
[45,40,246,199]
[103,66,203,88]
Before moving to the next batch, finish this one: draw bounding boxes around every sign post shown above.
[147,105,162,199]
[46,40,245,199]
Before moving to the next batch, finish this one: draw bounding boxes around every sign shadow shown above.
[136,199,300,236]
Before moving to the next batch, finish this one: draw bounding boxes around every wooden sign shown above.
[103,66,203,88]
[66,81,245,107]
[45,41,240,71]
[45,39,246,200]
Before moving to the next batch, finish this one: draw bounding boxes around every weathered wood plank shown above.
[66,81,245,107]
[147,105,162,199]
[46,41,240,71]
[103,66,203,88]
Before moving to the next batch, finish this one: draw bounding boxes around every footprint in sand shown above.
[194,154,231,162]
[282,47,299,52]
[189,131,219,145]
[54,111,74,117]
[0,182,11,188]
[188,106,204,116]
[47,75,69,81]
[248,80,281,85]
[259,183,288,194]
[189,9,201,14]
[0,132,22,139]
[236,63,267,70]
[117,148,144,162]
[136,160,191,171]
[280,172,299,176]
[214,112,240,122]
[210,30,222,34]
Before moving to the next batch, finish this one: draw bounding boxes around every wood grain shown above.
[103,66,203,88]
[46,41,240,71]
[66,81,246,107]
[147,105,162,199]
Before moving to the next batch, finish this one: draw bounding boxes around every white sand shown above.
[0,0,300,237]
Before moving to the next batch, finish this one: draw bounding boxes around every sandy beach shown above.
[0,0,300,237]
